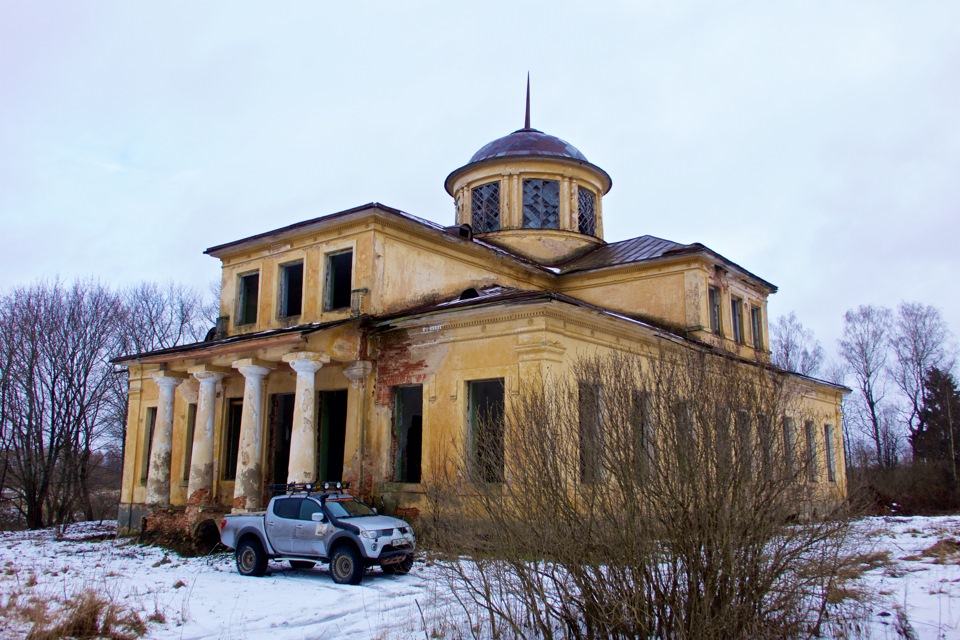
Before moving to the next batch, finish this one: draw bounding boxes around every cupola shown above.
[444,79,612,266]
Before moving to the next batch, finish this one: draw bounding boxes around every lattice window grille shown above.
[471,182,501,233]
[522,179,560,229]
[578,188,596,236]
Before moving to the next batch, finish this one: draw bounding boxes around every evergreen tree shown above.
[912,367,960,485]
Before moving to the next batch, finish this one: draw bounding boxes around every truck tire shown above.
[289,560,315,570]
[330,545,363,585]
[382,555,414,575]
[236,539,268,577]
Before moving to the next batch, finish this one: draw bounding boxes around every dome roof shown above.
[469,127,589,163]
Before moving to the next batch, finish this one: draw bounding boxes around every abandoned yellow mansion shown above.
[115,107,847,533]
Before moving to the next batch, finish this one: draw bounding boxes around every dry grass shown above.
[903,537,960,564]
[1,586,146,640]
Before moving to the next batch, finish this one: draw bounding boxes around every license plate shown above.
[392,539,409,547]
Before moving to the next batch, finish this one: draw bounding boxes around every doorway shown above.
[394,386,423,483]
[269,393,296,487]
[319,389,348,483]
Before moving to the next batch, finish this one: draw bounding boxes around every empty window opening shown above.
[736,410,753,477]
[319,390,348,483]
[471,181,501,233]
[631,390,654,469]
[325,251,353,311]
[182,403,197,482]
[805,420,819,482]
[237,272,260,325]
[522,179,560,229]
[579,383,604,482]
[460,288,480,300]
[141,407,158,485]
[751,305,763,350]
[469,379,505,482]
[708,286,722,335]
[393,386,423,483]
[269,393,296,486]
[731,296,744,344]
[222,399,243,481]
[279,261,304,318]
[824,424,837,482]
[782,416,796,478]
[577,187,596,236]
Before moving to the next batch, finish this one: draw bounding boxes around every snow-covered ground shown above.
[0,516,958,639]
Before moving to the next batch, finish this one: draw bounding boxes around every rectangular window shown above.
[579,383,604,482]
[805,420,819,482]
[393,386,423,483]
[577,187,596,236]
[757,413,773,476]
[751,306,763,350]
[736,410,753,477]
[731,296,744,344]
[782,416,795,477]
[237,272,260,325]
[522,179,560,229]
[631,390,653,469]
[222,399,243,481]
[279,261,304,318]
[708,286,721,335]
[325,250,353,311]
[824,424,837,482]
[140,407,158,484]
[471,181,501,233]
[182,403,197,482]
[469,379,505,482]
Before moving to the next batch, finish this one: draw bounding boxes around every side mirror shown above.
[311,512,325,522]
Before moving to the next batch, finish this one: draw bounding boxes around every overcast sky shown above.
[2,1,958,361]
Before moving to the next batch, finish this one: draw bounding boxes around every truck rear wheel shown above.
[330,545,363,585]
[236,539,268,577]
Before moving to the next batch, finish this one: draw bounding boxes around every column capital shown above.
[282,351,329,375]
[232,358,276,370]
[152,371,187,390]
[234,364,273,379]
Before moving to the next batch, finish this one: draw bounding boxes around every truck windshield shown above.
[325,498,375,519]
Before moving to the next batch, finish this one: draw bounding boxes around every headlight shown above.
[360,530,378,539]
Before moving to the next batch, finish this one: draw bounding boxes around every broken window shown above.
[140,407,157,485]
[824,424,837,483]
[182,403,197,482]
[237,272,260,326]
[708,286,722,335]
[751,305,763,350]
[325,250,353,311]
[731,296,744,344]
[279,261,304,318]
[782,416,796,477]
[222,399,243,481]
[631,390,654,471]
[579,382,604,483]
[522,179,560,229]
[805,420,819,483]
[736,409,753,478]
[469,379,505,482]
[577,187,596,236]
[393,386,423,483]
[471,181,500,233]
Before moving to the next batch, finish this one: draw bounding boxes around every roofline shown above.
[444,154,613,196]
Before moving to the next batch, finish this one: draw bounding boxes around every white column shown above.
[231,359,274,512]
[186,369,226,507]
[145,373,185,506]
[282,352,329,484]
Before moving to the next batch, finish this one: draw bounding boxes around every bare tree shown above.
[839,305,895,468]
[889,302,954,440]
[0,280,123,528]
[432,350,853,639]
[770,311,825,377]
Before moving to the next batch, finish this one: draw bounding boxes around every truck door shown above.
[294,498,328,557]
[264,497,301,555]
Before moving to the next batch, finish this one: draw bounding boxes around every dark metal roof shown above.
[558,235,688,273]
[469,128,588,163]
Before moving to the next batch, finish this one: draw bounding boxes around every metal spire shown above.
[524,73,531,129]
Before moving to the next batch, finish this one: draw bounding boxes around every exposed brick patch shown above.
[374,330,429,406]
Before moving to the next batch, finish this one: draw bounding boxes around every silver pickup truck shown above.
[219,483,416,585]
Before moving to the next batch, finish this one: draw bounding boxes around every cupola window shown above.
[522,179,560,229]
[577,187,596,236]
[471,181,500,233]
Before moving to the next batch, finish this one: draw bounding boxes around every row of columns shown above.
[144,351,336,513]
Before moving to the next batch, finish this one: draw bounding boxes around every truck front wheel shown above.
[236,539,268,577]
[330,545,363,585]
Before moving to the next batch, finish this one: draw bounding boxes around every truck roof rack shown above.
[267,481,352,495]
